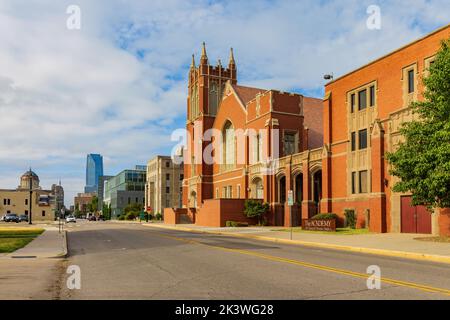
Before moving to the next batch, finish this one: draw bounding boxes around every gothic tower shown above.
[184,43,238,208]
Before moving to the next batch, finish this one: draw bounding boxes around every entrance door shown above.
[401,196,432,234]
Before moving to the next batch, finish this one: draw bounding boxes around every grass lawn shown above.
[0,228,44,253]
[271,227,370,235]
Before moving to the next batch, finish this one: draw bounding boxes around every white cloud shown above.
[0,0,448,205]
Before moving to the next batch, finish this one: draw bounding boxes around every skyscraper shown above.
[85,154,103,193]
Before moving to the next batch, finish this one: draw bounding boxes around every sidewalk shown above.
[3,226,67,259]
[143,223,450,264]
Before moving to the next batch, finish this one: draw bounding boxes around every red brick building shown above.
[323,24,450,236]
[166,24,450,236]
[165,43,324,227]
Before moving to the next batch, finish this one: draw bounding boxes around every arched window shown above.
[190,191,197,208]
[222,121,235,171]
[209,81,218,115]
[252,177,264,199]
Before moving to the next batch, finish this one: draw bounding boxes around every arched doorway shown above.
[274,175,286,226]
[294,173,303,204]
[251,177,264,199]
[277,175,286,203]
[190,191,197,208]
[312,170,322,216]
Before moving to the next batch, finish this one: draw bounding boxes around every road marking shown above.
[155,232,450,297]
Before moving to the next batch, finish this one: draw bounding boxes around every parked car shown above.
[88,216,97,221]
[19,214,28,222]
[4,213,20,223]
[66,215,76,223]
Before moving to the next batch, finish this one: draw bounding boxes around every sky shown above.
[0,0,448,206]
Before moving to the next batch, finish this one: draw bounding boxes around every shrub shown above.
[226,221,248,228]
[244,200,269,225]
[226,221,237,227]
[311,213,338,220]
[125,212,137,220]
[118,215,125,221]
[155,213,162,221]
[344,209,357,229]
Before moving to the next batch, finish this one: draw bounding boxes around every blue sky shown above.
[0,0,448,206]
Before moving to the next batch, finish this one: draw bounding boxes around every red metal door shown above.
[416,205,432,234]
[401,196,416,233]
[401,196,432,234]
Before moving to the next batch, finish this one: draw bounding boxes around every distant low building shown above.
[103,166,146,219]
[0,170,62,221]
[73,192,96,215]
[145,156,183,215]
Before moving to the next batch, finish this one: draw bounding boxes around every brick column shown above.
[439,208,450,237]
[320,145,332,213]
[369,120,387,233]
[301,158,312,220]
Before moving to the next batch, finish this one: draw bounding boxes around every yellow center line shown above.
[155,232,450,297]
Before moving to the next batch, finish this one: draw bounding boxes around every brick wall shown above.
[195,199,257,227]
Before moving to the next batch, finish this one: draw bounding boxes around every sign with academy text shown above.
[302,219,336,232]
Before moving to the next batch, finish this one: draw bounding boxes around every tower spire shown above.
[200,42,208,65]
[228,47,236,69]
[190,54,196,69]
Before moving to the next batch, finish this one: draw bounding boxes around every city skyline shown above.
[0,0,449,207]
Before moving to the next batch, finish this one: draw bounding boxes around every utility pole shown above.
[28,170,32,225]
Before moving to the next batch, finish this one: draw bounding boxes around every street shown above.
[50,221,450,300]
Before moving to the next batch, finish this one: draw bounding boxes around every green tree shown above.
[102,203,111,220]
[123,203,143,220]
[89,196,98,213]
[244,200,269,226]
[387,39,450,209]
[74,203,80,218]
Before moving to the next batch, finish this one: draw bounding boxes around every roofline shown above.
[232,84,322,105]
[147,155,173,162]
[325,23,450,86]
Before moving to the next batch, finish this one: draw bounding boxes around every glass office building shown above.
[85,154,104,193]
[103,167,146,218]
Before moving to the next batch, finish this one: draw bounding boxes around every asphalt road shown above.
[56,221,450,300]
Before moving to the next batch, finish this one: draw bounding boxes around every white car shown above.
[66,215,76,223]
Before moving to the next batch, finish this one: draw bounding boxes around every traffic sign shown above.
[288,190,294,206]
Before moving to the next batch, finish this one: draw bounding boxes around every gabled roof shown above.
[232,85,266,106]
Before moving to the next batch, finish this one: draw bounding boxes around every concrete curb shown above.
[144,223,450,265]
[56,230,68,259]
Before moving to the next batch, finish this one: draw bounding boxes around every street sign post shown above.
[288,190,294,240]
